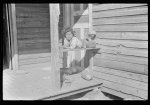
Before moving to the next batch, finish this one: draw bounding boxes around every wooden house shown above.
[3,3,148,100]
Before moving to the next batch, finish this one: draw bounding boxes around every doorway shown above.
[3,4,11,70]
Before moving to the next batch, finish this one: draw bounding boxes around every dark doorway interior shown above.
[3,4,10,70]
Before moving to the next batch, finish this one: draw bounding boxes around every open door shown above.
[3,4,12,70]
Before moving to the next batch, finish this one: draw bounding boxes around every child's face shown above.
[65,31,73,41]
[88,34,95,40]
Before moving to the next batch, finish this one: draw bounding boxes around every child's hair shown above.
[62,27,76,37]
[88,31,96,40]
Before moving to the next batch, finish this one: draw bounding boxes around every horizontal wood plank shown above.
[93,66,148,83]
[17,27,50,34]
[17,33,50,40]
[93,6,148,18]
[18,38,50,44]
[94,53,148,65]
[19,57,51,65]
[92,70,148,90]
[93,58,148,75]
[18,61,51,70]
[18,48,50,55]
[16,13,49,18]
[94,77,148,99]
[94,23,148,32]
[16,20,49,28]
[16,7,49,13]
[19,53,51,60]
[92,4,147,12]
[93,14,148,25]
[95,38,148,49]
[18,45,50,52]
[96,44,148,57]
[101,87,144,100]
[16,4,49,8]
[16,17,49,23]
[96,32,148,41]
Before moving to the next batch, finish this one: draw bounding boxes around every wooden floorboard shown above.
[3,68,102,100]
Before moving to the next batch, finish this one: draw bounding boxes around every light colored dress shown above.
[64,37,82,67]
[64,37,82,49]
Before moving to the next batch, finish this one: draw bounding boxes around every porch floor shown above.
[3,67,102,100]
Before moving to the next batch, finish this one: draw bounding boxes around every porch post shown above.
[9,4,19,70]
[49,4,61,91]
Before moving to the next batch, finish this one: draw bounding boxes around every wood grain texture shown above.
[92,4,147,12]
[92,4,148,99]
[16,4,51,69]
[96,32,148,41]
[93,6,148,18]
[17,33,50,40]
[93,66,148,83]
[19,57,51,65]
[16,20,49,28]
[96,44,148,57]
[93,14,148,25]
[16,12,49,18]
[95,77,148,99]
[19,53,51,60]
[18,49,50,55]
[94,53,148,65]
[16,4,49,8]
[101,87,144,100]
[95,38,148,49]
[94,23,148,32]
[49,4,61,91]
[11,4,19,70]
[17,27,50,34]
[18,61,51,70]
[16,7,49,13]
[94,58,148,75]
[92,70,148,91]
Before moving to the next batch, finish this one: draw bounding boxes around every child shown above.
[63,28,82,49]
[83,31,96,48]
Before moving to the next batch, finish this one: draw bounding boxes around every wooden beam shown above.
[49,4,61,91]
[5,4,12,70]
[10,4,19,70]
[94,23,148,32]
[88,4,92,31]
[92,6,148,18]
[101,86,144,100]
[94,58,148,75]
[92,4,147,12]
[94,77,148,99]
[95,32,148,41]
[93,66,148,83]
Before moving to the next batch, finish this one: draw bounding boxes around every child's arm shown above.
[70,37,82,49]
[63,38,70,48]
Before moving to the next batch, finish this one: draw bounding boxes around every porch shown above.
[3,67,103,100]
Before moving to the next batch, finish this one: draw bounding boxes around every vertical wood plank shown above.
[88,4,94,72]
[49,4,60,91]
[6,4,12,70]
[80,28,85,68]
[10,4,19,70]
[88,4,93,32]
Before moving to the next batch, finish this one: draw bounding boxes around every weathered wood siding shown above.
[15,4,51,69]
[92,4,148,99]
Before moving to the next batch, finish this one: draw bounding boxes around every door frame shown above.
[3,4,18,70]
[8,4,19,70]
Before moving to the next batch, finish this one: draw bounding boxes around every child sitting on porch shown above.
[63,28,82,49]
[82,30,97,48]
